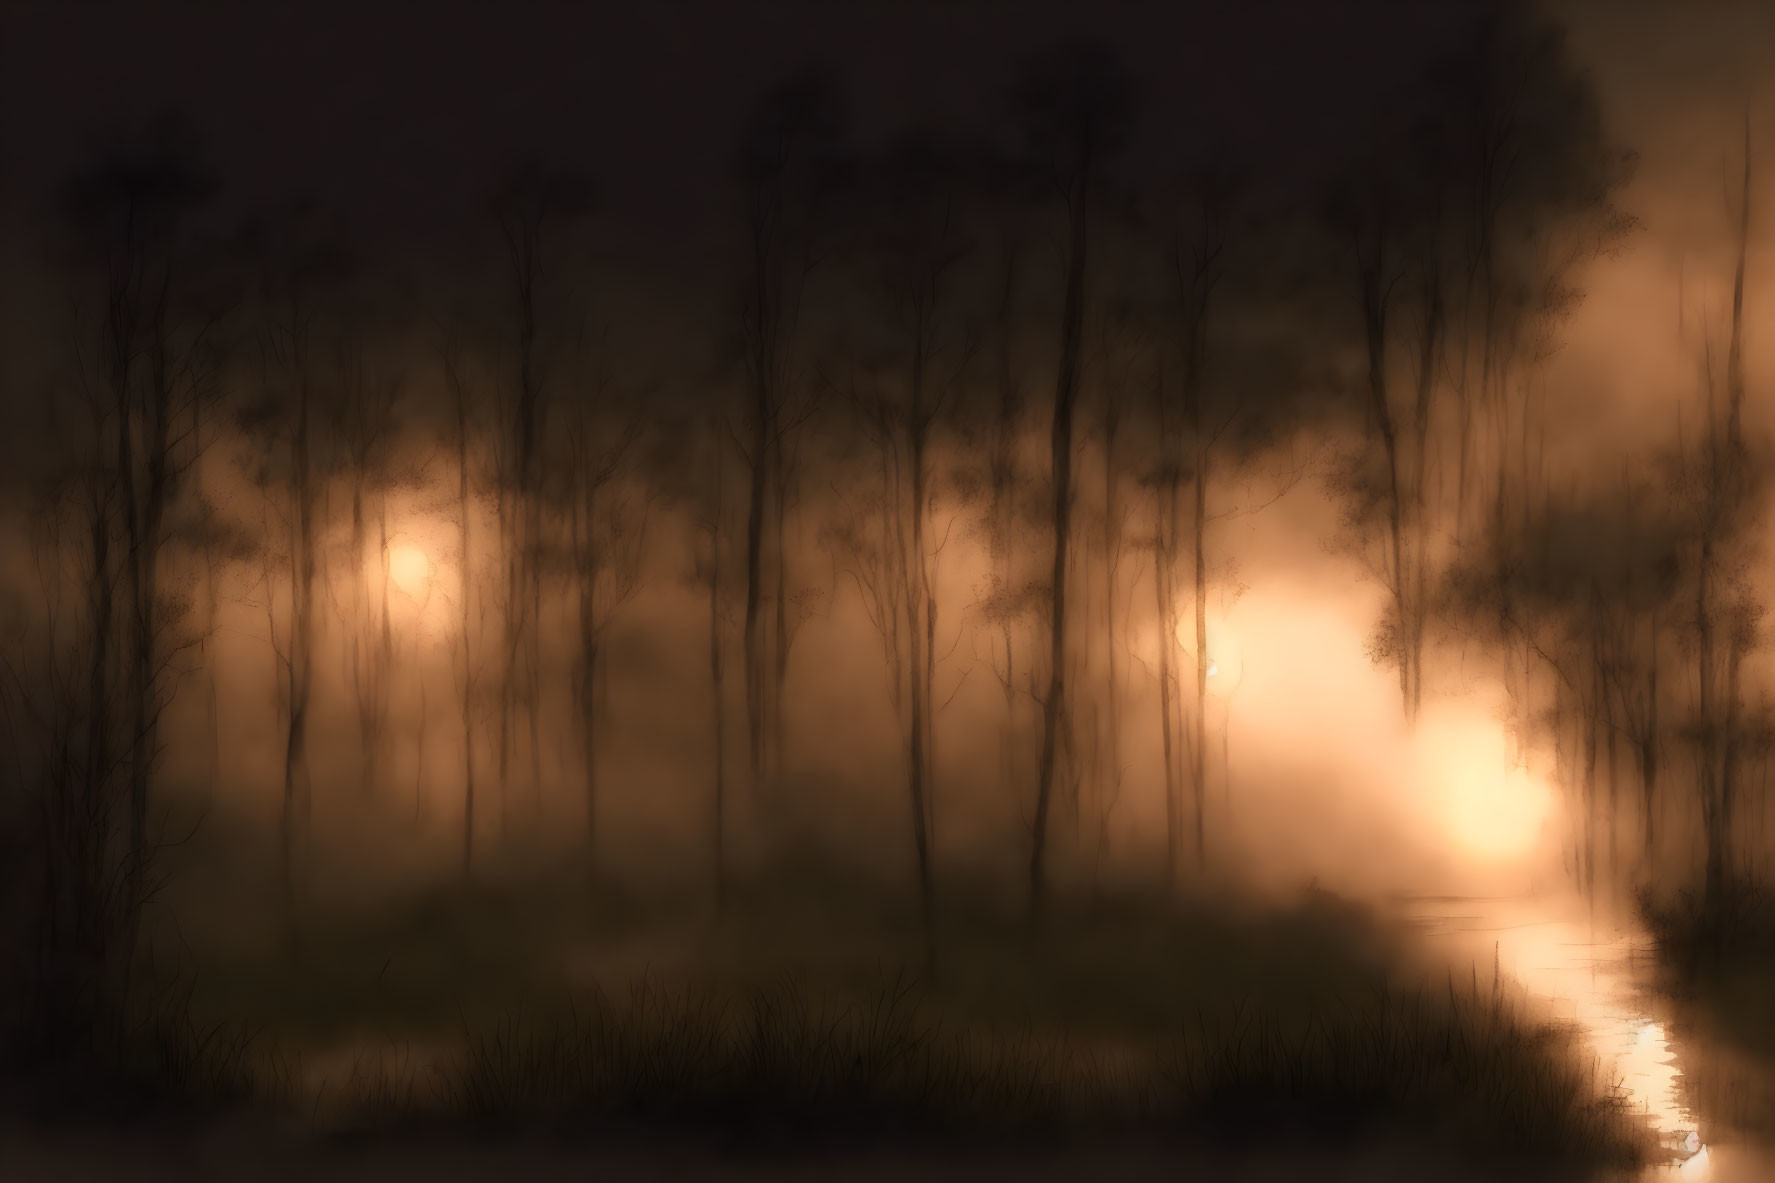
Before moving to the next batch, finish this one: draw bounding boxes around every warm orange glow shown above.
[1174,615,1245,697]
[388,543,432,600]
[1444,766,1551,860]
[1411,713,1552,862]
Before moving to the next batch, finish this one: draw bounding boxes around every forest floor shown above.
[2,829,1666,1179]
[0,1126,1656,1183]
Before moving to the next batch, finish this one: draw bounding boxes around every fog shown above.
[4,1,1775,1175]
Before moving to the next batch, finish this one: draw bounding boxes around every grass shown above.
[1,853,1658,1172]
[1,970,270,1127]
[131,862,1651,1171]
[292,969,1647,1170]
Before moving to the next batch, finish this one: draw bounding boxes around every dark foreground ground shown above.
[3,836,1669,1180]
[0,1129,1656,1183]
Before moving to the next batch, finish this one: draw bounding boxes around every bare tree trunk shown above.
[709,446,728,914]
[744,391,770,791]
[1583,647,1600,907]
[1707,115,1752,916]
[1155,496,1179,887]
[527,565,544,814]
[1171,198,1225,872]
[1029,147,1091,914]
[1356,234,1414,722]
[414,679,428,825]
[1606,686,1619,900]
[1100,395,1122,867]
[82,433,115,1001]
[772,446,791,776]
[742,197,777,795]
[123,303,177,953]
[194,404,221,806]
[990,278,1021,806]
[1716,642,1743,909]
[923,553,938,853]
[282,323,315,913]
[496,481,512,838]
[1696,528,1718,906]
[450,353,477,879]
[496,195,547,833]
[580,635,599,856]
[349,475,381,798]
[575,475,602,863]
[1725,112,1751,447]
[1407,261,1441,720]
[373,493,393,791]
[1641,650,1659,868]
[1191,440,1208,869]
[907,324,935,968]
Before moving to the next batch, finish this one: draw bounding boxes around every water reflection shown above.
[1395,895,1712,1176]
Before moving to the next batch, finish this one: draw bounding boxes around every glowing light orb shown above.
[1412,711,1553,862]
[1442,760,1552,860]
[388,544,432,599]
[1173,615,1243,696]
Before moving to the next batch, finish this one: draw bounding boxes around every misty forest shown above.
[4,2,1775,1179]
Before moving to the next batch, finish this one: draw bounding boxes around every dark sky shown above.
[2,1,1486,245]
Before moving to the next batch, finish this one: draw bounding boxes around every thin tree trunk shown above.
[907,322,935,969]
[772,446,791,776]
[415,679,428,824]
[528,563,544,814]
[1357,236,1412,721]
[744,400,770,790]
[1642,607,1660,869]
[1029,148,1091,913]
[453,357,477,879]
[1191,442,1208,869]
[990,242,1021,809]
[581,638,599,858]
[282,325,315,913]
[1583,648,1599,907]
[742,201,776,795]
[195,406,221,806]
[1155,501,1179,887]
[1100,398,1122,866]
[125,307,175,953]
[577,476,602,860]
[709,447,728,914]
[1606,683,1619,899]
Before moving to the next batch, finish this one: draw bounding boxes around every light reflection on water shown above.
[1395,894,1719,1178]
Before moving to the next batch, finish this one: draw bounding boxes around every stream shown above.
[1396,892,1773,1181]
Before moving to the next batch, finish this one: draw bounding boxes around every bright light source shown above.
[1413,713,1552,862]
[389,544,431,599]
[1445,764,1551,860]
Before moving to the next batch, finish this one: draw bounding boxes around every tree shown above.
[331,335,402,798]
[974,216,1039,820]
[58,113,218,956]
[565,403,646,869]
[1168,179,1227,873]
[733,69,843,789]
[1328,5,1633,724]
[1015,40,1131,912]
[488,162,590,830]
[846,130,977,960]
[241,202,352,908]
[441,337,482,877]
[697,425,733,913]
